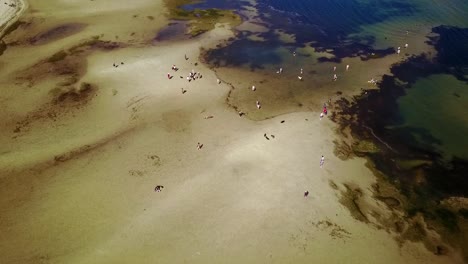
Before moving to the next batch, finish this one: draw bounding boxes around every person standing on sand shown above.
[320,112,324,120]
[320,155,325,168]
[304,191,309,197]
[346,64,350,71]
[256,100,261,109]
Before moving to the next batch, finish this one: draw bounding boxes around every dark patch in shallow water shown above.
[427,26,468,79]
[204,37,282,69]
[0,40,6,56]
[29,23,87,45]
[181,0,251,11]
[332,25,468,259]
[154,22,189,42]
[0,20,26,40]
[53,82,96,104]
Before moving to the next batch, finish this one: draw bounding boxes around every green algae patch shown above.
[164,0,242,36]
[352,140,379,155]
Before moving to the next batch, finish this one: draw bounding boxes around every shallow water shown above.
[198,0,468,258]
[0,0,466,262]
[397,74,468,160]
[200,0,468,153]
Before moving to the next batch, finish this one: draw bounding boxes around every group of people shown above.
[4,2,16,7]
[157,49,368,197]
[397,43,409,55]
[332,64,350,81]
[186,69,202,82]
[112,62,124,68]
[166,64,203,82]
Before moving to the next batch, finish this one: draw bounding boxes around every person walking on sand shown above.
[320,112,324,120]
[251,85,256,91]
[346,64,350,71]
[333,66,336,72]
[304,191,309,197]
[256,100,261,109]
[300,68,303,75]
[333,74,337,81]
[197,142,203,150]
[320,155,325,168]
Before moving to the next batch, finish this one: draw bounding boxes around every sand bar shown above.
[0,1,465,263]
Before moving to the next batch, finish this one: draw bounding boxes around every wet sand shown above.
[0,1,465,264]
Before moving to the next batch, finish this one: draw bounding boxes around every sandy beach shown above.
[0,0,27,38]
[0,1,465,263]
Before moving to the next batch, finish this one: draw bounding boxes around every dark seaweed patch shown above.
[0,20,26,40]
[54,82,96,104]
[203,0,417,67]
[332,25,468,258]
[0,40,6,56]
[459,209,468,219]
[47,50,68,63]
[29,23,87,45]
[203,37,282,69]
[154,21,188,42]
